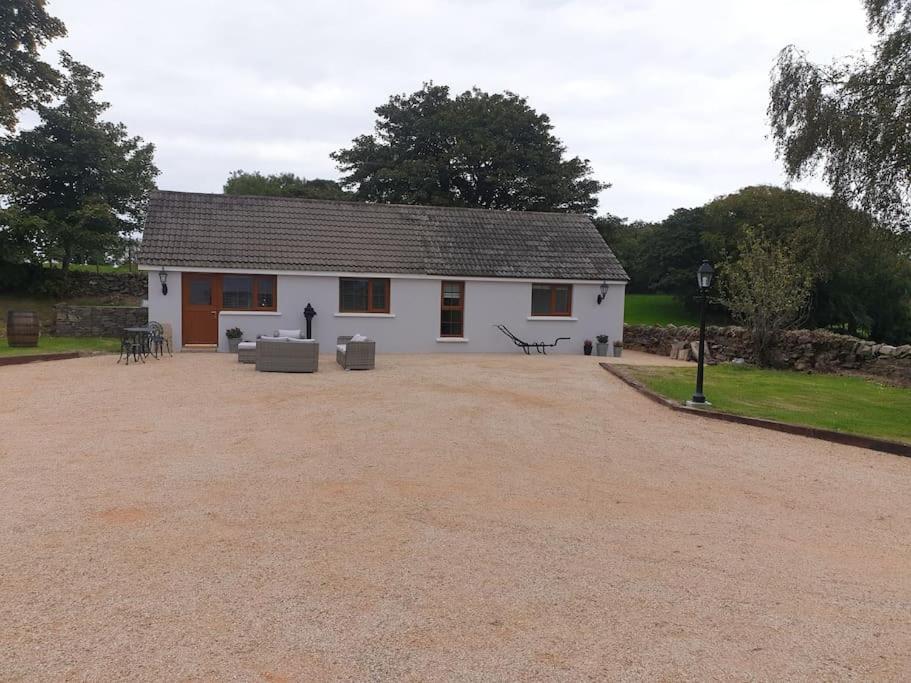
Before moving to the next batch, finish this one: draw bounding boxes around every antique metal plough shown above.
[495,324,570,355]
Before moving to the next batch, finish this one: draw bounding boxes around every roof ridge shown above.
[150,189,595,220]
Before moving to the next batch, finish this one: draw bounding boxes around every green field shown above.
[624,294,699,326]
[625,364,911,444]
[0,335,119,357]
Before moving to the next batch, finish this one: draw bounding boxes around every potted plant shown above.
[225,327,243,353]
[596,334,610,357]
[583,339,593,356]
[613,340,623,357]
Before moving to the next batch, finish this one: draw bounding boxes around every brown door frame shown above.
[182,273,221,345]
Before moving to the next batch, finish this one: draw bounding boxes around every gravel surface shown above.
[1,352,909,680]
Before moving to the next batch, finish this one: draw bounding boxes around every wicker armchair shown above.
[255,338,319,373]
[336,335,375,370]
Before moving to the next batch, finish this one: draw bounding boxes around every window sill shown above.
[527,316,578,321]
[220,310,282,316]
[436,337,469,343]
[334,312,395,318]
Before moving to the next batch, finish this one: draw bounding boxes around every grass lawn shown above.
[0,336,120,357]
[624,294,698,326]
[625,364,911,444]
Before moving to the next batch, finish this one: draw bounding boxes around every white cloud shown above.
[49,0,873,220]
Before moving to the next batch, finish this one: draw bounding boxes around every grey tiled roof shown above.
[140,191,628,281]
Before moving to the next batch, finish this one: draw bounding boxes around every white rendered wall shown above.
[146,271,626,354]
[145,269,184,348]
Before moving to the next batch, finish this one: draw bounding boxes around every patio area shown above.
[1,352,909,679]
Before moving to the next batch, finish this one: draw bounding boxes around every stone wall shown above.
[54,305,148,337]
[624,323,911,378]
[62,271,147,299]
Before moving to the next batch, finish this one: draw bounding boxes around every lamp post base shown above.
[686,399,712,408]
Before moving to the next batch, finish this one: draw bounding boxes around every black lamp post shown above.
[690,260,714,406]
[597,280,609,305]
[158,267,168,296]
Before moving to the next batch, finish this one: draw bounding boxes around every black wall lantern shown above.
[159,267,168,296]
[596,280,609,305]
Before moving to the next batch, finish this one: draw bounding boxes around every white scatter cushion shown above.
[238,342,256,350]
[262,336,288,342]
[336,344,347,353]
[287,337,315,343]
[278,329,302,339]
[350,333,368,342]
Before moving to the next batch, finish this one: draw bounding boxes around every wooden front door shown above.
[182,273,220,345]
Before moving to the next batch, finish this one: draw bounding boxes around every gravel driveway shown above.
[1,353,909,680]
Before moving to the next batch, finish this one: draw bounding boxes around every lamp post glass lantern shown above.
[597,280,609,305]
[690,260,714,406]
[158,268,168,296]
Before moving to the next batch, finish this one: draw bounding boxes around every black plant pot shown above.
[583,346,592,356]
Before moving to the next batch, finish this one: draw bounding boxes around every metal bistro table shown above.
[119,326,153,364]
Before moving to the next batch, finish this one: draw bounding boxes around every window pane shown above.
[441,309,463,336]
[256,277,274,308]
[442,282,462,307]
[189,279,211,305]
[370,279,388,311]
[554,286,571,314]
[340,279,368,312]
[223,276,253,309]
[531,285,552,315]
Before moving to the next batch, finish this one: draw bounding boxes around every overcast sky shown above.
[48,0,873,221]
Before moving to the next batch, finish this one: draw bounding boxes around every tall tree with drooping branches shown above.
[769,0,911,231]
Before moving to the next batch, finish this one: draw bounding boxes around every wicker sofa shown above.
[336,335,375,370]
[256,337,319,373]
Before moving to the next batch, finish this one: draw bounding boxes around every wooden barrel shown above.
[6,311,40,347]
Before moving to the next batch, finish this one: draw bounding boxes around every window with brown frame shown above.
[339,278,390,313]
[221,274,277,311]
[440,281,465,337]
[531,283,573,316]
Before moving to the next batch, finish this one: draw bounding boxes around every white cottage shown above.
[139,191,628,353]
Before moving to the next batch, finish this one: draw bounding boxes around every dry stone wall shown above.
[62,272,147,298]
[624,323,911,380]
[54,305,147,337]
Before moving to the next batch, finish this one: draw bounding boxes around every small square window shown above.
[531,284,573,316]
[339,278,390,313]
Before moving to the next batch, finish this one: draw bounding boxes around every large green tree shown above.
[224,170,353,200]
[0,53,158,270]
[0,0,67,131]
[769,0,911,230]
[331,83,606,214]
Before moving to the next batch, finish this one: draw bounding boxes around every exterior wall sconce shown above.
[159,267,168,296]
[596,281,609,305]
